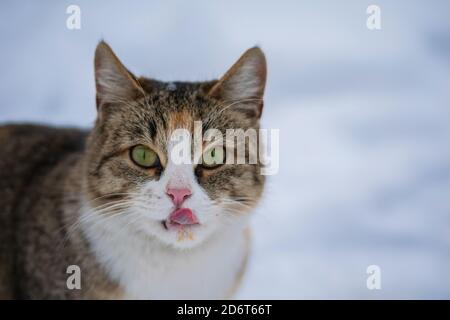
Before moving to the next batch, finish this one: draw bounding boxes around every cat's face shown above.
[83,42,266,249]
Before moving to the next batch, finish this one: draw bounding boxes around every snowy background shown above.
[1,1,450,299]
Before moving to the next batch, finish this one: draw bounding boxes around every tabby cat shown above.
[0,41,266,299]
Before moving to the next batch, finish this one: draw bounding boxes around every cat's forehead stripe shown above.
[168,110,193,132]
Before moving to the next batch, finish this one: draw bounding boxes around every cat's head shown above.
[83,41,266,249]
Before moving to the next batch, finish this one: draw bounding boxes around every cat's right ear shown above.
[94,41,144,110]
[207,47,267,119]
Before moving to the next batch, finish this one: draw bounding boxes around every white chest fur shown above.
[81,212,248,299]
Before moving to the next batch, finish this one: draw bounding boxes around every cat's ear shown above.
[94,41,144,109]
[208,47,267,118]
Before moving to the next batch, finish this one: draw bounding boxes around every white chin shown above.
[139,220,215,249]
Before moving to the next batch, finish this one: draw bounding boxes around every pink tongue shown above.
[169,208,199,225]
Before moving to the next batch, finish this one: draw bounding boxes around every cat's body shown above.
[0,125,116,299]
[0,125,99,299]
[0,42,266,299]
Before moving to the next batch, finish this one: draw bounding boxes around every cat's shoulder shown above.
[0,123,88,157]
[0,123,88,185]
[0,123,87,145]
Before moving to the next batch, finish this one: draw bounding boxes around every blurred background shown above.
[1,0,450,298]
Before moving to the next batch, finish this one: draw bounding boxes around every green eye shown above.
[202,147,225,169]
[130,145,159,168]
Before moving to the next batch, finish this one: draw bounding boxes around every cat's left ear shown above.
[208,47,267,118]
[94,41,144,110]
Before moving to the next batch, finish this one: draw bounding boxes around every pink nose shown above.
[166,188,191,207]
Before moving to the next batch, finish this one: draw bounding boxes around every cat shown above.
[0,41,266,299]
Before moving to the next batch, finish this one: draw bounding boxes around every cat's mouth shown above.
[162,207,200,231]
